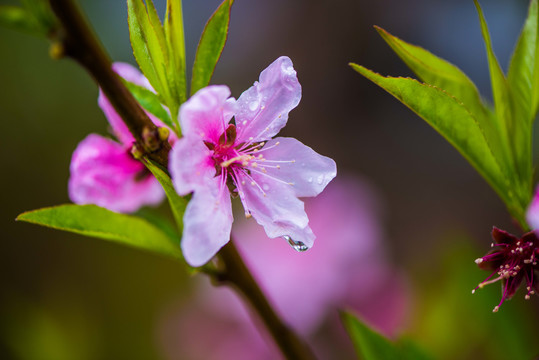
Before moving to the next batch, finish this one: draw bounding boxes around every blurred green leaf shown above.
[0,6,42,35]
[17,204,182,261]
[165,0,187,108]
[350,64,513,211]
[191,0,234,95]
[342,311,400,360]
[143,160,188,236]
[341,312,432,360]
[124,79,173,128]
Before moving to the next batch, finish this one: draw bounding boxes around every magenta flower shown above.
[527,186,539,232]
[68,63,167,213]
[169,56,337,266]
[157,177,410,359]
[473,227,539,312]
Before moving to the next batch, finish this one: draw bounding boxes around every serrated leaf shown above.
[351,64,512,209]
[17,204,183,260]
[0,6,41,35]
[190,0,233,95]
[127,0,169,102]
[143,159,188,235]
[165,0,187,107]
[375,26,515,187]
[123,79,173,128]
[508,0,539,122]
[475,0,531,209]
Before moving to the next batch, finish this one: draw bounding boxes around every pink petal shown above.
[257,137,336,198]
[235,56,301,143]
[181,184,233,267]
[239,171,315,248]
[169,137,216,196]
[69,134,164,213]
[179,85,234,142]
[527,186,539,231]
[98,62,177,145]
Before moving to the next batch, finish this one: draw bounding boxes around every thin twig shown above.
[49,0,170,167]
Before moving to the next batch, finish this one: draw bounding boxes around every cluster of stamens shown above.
[472,227,538,312]
[205,122,296,218]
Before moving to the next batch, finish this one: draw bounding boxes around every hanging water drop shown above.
[283,235,309,252]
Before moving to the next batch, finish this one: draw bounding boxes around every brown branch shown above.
[215,241,317,360]
[46,0,316,358]
[48,0,170,167]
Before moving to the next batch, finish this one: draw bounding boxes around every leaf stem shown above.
[212,240,317,360]
[48,0,170,167]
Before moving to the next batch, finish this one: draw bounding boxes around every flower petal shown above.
[179,85,233,142]
[235,56,301,143]
[256,137,336,198]
[527,188,539,231]
[69,134,164,213]
[238,170,315,248]
[169,137,216,196]
[181,182,233,267]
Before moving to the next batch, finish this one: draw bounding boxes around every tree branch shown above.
[48,0,170,167]
[215,241,317,360]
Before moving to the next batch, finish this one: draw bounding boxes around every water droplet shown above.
[262,183,269,191]
[307,177,313,183]
[283,236,309,252]
[316,174,324,185]
[249,100,259,111]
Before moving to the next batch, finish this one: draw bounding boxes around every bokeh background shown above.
[1,0,539,359]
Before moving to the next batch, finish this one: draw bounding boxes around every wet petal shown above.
[256,137,336,198]
[180,85,233,142]
[169,137,216,196]
[235,56,301,143]
[527,188,539,231]
[181,183,233,267]
[239,171,315,248]
[69,134,164,213]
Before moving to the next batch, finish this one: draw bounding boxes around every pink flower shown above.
[157,177,410,359]
[68,63,167,213]
[527,186,539,232]
[169,56,337,266]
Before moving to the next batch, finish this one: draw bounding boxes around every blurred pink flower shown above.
[157,176,409,359]
[68,63,167,213]
[527,186,539,232]
[169,56,337,266]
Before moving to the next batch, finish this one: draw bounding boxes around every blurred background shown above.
[1,0,539,359]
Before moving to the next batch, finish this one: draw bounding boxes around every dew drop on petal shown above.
[316,174,324,185]
[262,183,269,191]
[249,101,259,111]
[307,176,313,183]
[283,235,309,252]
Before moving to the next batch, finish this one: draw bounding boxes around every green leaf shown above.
[127,0,169,102]
[0,6,42,35]
[375,26,516,190]
[341,312,433,360]
[143,159,188,235]
[375,26,488,121]
[350,64,512,209]
[508,0,539,122]
[123,79,173,128]
[190,0,234,95]
[165,0,187,106]
[475,0,531,210]
[17,204,183,260]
